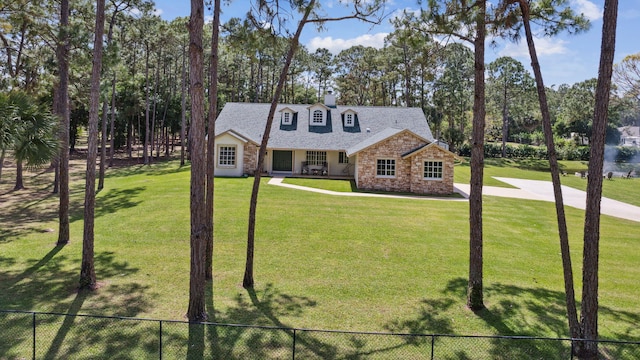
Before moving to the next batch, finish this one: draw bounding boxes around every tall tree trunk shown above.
[151,50,160,161]
[187,0,207,322]
[205,0,221,281]
[518,0,581,348]
[14,160,24,191]
[243,1,315,289]
[52,158,59,194]
[180,40,187,167]
[501,83,508,158]
[98,100,107,190]
[56,0,70,245]
[127,117,133,158]
[467,0,486,311]
[0,149,5,181]
[161,60,170,159]
[143,41,150,165]
[581,1,618,359]
[109,72,116,167]
[80,0,105,290]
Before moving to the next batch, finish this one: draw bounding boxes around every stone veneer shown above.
[356,132,455,195]
[243,142,259,175]
[407,146,455,194]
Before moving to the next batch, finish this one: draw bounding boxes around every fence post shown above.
[431,335,435,360]
[159,320,163,360]
[292,329,296,360]
[570,340,574,360]
[32,312,36,360]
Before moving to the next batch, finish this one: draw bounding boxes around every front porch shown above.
[266,149,354,178]
[270,170,352,180]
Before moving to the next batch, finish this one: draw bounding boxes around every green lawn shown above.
[1,159,639,358]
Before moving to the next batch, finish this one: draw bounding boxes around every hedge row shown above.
[457,143,640,162]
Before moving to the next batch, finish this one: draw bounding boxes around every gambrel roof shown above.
[215,102,436,151]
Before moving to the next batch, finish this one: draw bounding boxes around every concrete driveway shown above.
[455,177,640,223]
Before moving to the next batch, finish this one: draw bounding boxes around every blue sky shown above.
[152,0,639,87]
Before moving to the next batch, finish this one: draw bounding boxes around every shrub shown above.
[615,146,640,162]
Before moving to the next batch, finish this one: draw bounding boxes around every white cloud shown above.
[307,33,388,54]
[154,8,164,17]
[499,37,569,58]
[572,0,602,21]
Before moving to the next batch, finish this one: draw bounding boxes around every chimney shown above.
[324,91,336,108]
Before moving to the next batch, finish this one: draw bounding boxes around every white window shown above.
[218,145,236,167]
[312,110,324,124]
[282,112,291,125]
[424,161,443,180]
[338,152,349,164]
[345,113,354,127]
[306,151,327,165]
[376,159,395,177]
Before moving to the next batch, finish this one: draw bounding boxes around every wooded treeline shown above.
[2,1,638,161]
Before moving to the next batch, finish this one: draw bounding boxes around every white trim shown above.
[376,158,396,178]
[311,109,325,125]
[217,144,237,168]
[282,111,292,125]
[423,160,443,180]
[345,113,354,127]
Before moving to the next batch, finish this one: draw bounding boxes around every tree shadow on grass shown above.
[0,181,83,243]
[164,283,332,359]
[0,249,148,313]
[105,158,188,179]
[384,277,640,359]
[69,187,145,223]
[37,281,157,360]
[0,247,156,359]
[0,194,59,242]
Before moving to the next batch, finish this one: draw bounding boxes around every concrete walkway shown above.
[268,177,640,223]
[267,177,467,201]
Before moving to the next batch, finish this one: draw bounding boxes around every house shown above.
[213,94,456,195]
[619,126,640,147]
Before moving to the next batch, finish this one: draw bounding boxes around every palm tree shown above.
[0,93,20,182]
[5,92,58,190]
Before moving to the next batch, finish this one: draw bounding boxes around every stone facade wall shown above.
[356,132,455,195]
[243,143,258,175]
[356,133,424,193]
[408,147,455,195]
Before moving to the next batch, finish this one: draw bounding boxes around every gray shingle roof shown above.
[345,127,405,156]
[215,102,435,151]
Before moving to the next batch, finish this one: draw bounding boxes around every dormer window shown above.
[307,104,330,127]
[279,107,296,127]
[345,113,354,127]
[341,109,358,131]
[312,110,323,124]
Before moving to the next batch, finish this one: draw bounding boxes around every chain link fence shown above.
[2,309,639,359]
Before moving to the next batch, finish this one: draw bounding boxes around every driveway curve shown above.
[456,177,640,223]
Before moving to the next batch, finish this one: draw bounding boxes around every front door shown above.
[272,150,293,172]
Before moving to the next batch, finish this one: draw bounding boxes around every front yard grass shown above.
[1,158,639,358]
